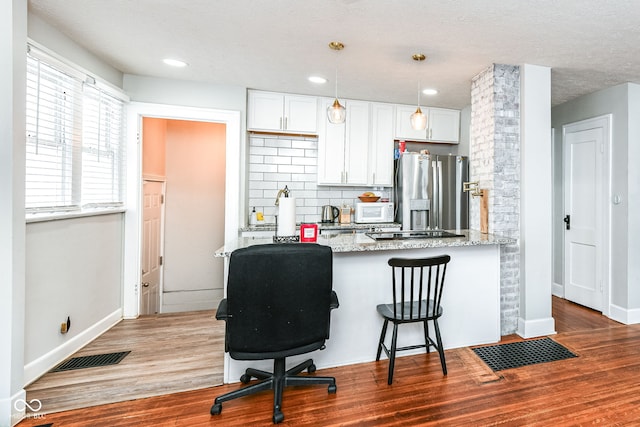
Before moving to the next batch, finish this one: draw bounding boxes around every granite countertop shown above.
[240,222,401,232]
[215,229,516,257]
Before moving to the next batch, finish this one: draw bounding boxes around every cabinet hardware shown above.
[284,117,288,130]
[279,117,283,129]
[564,215,570,230]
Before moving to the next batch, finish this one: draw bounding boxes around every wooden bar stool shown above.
[376,254,450,384]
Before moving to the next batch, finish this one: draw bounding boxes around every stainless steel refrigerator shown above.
[394,152,469,231]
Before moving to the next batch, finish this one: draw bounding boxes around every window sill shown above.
[26,207,126,224]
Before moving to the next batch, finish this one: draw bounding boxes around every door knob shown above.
[142,282,150,288]
[563,215,570,230]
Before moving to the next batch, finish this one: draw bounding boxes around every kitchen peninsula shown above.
[214,230,514,383]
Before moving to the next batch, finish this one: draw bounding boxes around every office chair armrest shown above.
[330,291,339,310]
[216,298,229,320]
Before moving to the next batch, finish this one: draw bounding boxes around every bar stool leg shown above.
[433,319,447,375]
[376,319,389,361]
[388,323,399,385]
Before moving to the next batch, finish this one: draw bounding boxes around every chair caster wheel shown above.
[308,363,316,374]
[273,410,284,423]
[328,384,337,394]
[210,403,222,415]
[240,374,251,384]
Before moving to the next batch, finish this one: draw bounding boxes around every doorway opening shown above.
[124,103,241,318]
[141,118,227,314]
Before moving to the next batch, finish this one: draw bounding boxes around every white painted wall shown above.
[27,12,123,88]
[626,85,640,311]
[162,120,226,312]
[24,215,124,383]
[552,83,638,321]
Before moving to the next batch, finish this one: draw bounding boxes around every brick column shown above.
[470,64,521,334]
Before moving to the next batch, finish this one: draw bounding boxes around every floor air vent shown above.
[472,338,577,371]
[51,351,131,372]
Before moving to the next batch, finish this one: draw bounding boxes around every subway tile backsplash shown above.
[247,134,387,224]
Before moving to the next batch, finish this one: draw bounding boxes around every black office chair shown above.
[376,254,450,385]
[210,243,339,424]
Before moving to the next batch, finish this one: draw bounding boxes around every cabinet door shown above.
[284,95,318,133]
[428,107,460,143]
[344,100,370,185]
[247,91,284,131]
[369,103,395,186]
[317,98,346,185]
[395,104,428,141]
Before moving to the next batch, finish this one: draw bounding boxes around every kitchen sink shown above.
[365,230,465,241]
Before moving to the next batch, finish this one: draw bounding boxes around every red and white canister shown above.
[299,223,318,242]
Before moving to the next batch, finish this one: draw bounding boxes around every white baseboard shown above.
[609,304,640,325]
[552,282,564,297]
[517,316,556,338]
[23,309,122,386]
[1,388,26,427]
[161,289,220,313]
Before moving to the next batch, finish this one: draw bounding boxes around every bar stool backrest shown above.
[387,254,451,321]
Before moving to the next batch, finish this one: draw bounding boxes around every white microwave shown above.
[354,202,394,223]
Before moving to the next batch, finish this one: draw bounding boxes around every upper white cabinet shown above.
[395,104,460,143]
[318,98,370,186]
[369,103,395,186]
[247,90,318,134]
[318,100,394,187]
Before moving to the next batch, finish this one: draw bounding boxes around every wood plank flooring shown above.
[24,310,224,415]
[19,297,631,426]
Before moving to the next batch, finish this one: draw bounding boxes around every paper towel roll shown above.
[277,197,296,236]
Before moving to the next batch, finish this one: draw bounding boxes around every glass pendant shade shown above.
[327,98,346,124]
[410,106,427,130]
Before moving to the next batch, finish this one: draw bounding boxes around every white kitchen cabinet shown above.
[369,103,395,186]
[395,104,460,143]
[318,98,370,185]
[247,90,318,134]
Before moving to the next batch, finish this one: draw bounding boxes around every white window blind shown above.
[81,84,125,207]
[25,48,125,213]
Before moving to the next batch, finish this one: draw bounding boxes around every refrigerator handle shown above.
[431,160,438,229]
[438,160,443,229]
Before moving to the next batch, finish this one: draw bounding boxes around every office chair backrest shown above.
[225,243,333,355]
[387,254,450,320]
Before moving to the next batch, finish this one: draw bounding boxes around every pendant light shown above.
[327,41,346,124]
[410,53,427,131]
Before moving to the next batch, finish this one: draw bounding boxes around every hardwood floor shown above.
[24,310,224,415]
[19,297,633,426]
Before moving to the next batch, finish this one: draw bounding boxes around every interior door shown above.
[563,119,606,311]
[141,180,164,315]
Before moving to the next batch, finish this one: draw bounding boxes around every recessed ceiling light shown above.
[422,88,438,96]
[163,58,188,67]
[308,76,327,84]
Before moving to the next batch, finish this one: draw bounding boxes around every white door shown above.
[141,180,164,315]
[563,116,609,311]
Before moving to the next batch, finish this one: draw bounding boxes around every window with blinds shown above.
[25,49,125,213]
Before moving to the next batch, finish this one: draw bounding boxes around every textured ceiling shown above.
[28,0,640,109]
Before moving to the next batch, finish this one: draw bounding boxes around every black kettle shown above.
[321,205,340,223]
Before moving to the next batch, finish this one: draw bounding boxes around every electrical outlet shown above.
[60,316,71,334]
